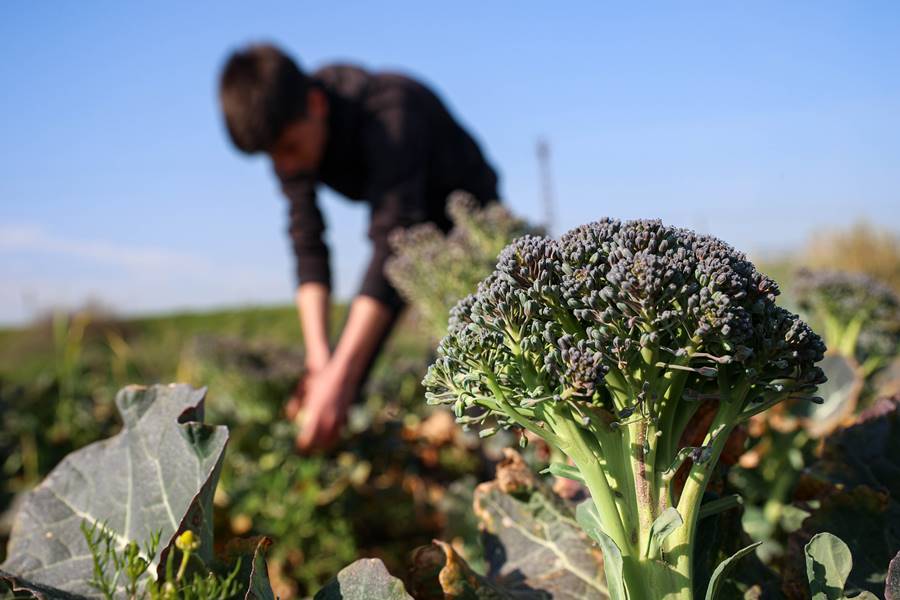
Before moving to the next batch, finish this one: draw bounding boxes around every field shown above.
[2,219,900,599]
[0,304,488,598]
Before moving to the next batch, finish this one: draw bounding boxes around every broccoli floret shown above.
[795,268,900,374]
[425,219,826,598]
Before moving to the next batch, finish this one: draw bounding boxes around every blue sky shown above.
[2,2,899,324]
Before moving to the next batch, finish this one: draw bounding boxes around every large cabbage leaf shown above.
[1,384,228,597]
[472,450,607,600]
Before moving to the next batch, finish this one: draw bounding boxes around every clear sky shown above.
[2,2,899,324]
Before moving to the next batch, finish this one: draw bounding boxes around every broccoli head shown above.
[795,268,900,374]
[424,218,826,599]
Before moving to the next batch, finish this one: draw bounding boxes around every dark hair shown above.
[219,44,310,153]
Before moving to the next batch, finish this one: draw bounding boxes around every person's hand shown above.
[294,362,356,453]
[285,354,331,422]
[284,375,307,422]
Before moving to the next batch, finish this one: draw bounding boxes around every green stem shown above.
[176,550,190,582]
[669,387,747,585]
[631,419,655,555]
[603,368,632,412]
[838,314,866,358]
[553,410,633,556]
[657,367,690,473]
[581,425,648,570]
[483,370,562,447]
[572,408,691,598]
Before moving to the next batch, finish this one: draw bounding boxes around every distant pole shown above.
[536,137,556,237]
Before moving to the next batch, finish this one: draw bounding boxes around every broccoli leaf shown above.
[222,536,276,600]
[697,495,743,520]
[575,501,623,600]
[703,542,762,600]
[1,384,228,597]
[790,486,898,598]
[313,559,412,600]
[647,507,684,558]
[805,533,854,600]
[692,498,779,599]
[474,450,607,600]
[543,462,586,484]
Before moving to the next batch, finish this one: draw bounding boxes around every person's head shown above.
[219,43,329,175]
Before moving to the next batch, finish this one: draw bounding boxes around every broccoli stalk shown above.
[424,219,826,599]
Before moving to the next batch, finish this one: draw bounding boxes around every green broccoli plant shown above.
[727,270,899,551]
[386,192,539,340]
[792,268,900,433]
[795,268,900,378]
[423,219,826,599]
[730,270,900,546]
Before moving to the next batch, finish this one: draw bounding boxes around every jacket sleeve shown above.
[359,104,429,311]
[280,172,331,289]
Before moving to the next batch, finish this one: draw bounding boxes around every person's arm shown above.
[294,295,395,450]
[330,296,395,383]
[295,177,424,452]
[295,283,330,372]
[280,172,332,371]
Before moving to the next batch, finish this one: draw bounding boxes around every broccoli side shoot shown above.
[424,218,826,599]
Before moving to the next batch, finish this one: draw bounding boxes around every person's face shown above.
[269,88,328,176]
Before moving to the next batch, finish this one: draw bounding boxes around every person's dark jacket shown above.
[278,64,499,311]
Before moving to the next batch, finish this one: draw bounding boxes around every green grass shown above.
[0,301,430,384]
[0,304,325,385]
